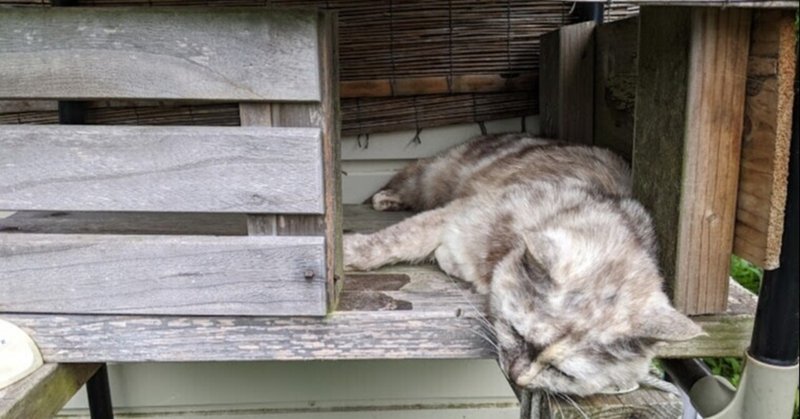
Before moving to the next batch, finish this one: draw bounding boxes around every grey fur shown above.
[344,134,703,396]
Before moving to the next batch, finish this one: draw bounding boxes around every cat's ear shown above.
[636,303,705,342]
[521,234,554,275]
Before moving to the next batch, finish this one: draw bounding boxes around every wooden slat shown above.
[632,7,751,315]
[0,8,320,101]
[539,21,595,144]
[572,0,797,7]
[733,10,797,269]
[0,363,99,419]
[0,211,248,236]
[0,234,326,316]
[0,125,323,213]
[593,16,638,161]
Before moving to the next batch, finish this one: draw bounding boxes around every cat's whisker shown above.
[557,393,589,419]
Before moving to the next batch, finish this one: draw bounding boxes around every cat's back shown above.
[421,133,632,206]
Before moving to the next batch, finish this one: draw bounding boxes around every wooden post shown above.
[539,21,595,144]
[733,10,797,269]
[633,7,751,315]
[593,16,638,160]
[239,11,341,309]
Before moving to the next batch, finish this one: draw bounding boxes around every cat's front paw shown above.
[372,190,405,212]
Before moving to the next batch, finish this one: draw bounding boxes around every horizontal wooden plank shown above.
[0,125,323,213]
[0,211,248,236]
[0,234,326,316]
[571,0,796,7]
[0,363,99,419]
[0,8,320,101]
[1,264,756,362]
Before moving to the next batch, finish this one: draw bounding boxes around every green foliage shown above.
[729,255,763,294]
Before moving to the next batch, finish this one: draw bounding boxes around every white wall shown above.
[342,115,540,203]
[58,116,540,419]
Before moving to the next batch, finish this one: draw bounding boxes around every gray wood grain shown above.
[1,265,756,362]
[0,211,248,236]
[0,8,320,101]
[0,125,324,213]
[0,363,99,419]
[0,234,326,316]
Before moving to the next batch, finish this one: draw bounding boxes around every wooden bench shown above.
[0,2,796,418]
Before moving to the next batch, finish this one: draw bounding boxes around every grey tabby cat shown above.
[343,133,703,396]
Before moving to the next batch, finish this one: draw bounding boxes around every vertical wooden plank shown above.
[733,10,797,269]
[240,11,341,310]
[539,21,595,144]
[633,7,751,315]
[317,11,342,308]
[239,102,279,236]
[593,16,638,160]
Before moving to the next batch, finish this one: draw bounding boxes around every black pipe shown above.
[661,358,713,395]
[86,365,114,419]
[573,2,604,25]
[748,34,800,366]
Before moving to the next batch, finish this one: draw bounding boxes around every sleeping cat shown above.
[343,133,703,396]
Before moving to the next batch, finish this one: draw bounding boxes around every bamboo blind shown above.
[0,0,637,134]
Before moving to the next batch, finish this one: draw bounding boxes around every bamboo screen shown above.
[0,0,638,135]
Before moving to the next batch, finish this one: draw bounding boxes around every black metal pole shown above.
[748,32,800,367]
[86,365,114,419]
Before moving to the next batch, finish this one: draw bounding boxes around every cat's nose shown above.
[507,356,530,385]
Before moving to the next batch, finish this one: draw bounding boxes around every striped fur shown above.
[344,133,702,396]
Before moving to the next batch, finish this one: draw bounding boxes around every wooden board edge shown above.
[0,363,99,419]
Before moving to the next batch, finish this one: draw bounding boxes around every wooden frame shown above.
[0,8,340,321]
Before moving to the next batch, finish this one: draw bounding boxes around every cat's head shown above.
[489,226,703,396]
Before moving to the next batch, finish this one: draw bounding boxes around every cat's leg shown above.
[344,203,456,271]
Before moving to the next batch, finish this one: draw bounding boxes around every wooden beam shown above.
[733,10,797,269]
[539,21,595,144]
[0,8,320,101]
[632,7,751,315]
[0,234,326,316]
[0,363,99,419]
[593,16,638,160]
[571,0,797,7]
[0,125,323,214]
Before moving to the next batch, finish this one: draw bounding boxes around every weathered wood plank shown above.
[632,7,751,315]
[0,234,326,316]
[0,211,248,236]
[538,387,682,419]
[572,0,796,7]
[0,125,323,213]
[0,8,320,101]
[539,21,595,144]
[1,263,756,362]
[733,10,797,269]
[593,16,638,161]
[0,363,99,419]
